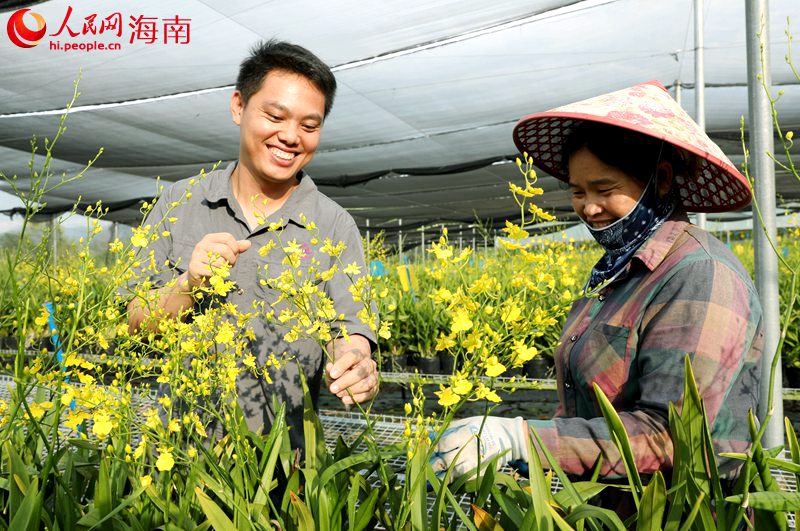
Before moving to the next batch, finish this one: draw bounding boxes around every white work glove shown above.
[429,416,528,480]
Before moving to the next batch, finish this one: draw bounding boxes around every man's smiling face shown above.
[231,69,327,187]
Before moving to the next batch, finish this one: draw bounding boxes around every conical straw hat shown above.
[512,81,752,212]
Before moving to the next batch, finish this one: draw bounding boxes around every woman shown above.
[431,81,764,483]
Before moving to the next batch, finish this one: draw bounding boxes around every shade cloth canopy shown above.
[1,0,798,232]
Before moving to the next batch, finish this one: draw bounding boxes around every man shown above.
[127,40,378,449]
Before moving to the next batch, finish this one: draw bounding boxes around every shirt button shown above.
[564,381,572,389]
[237,288,244,295]
[570,335,578,342]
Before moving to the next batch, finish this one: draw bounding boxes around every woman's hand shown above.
[429,416,528,480]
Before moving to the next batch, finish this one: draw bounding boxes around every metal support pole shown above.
[398,218,403,262]
[746,0,782,447]
[458,225,463,251]
[674,79,682,106]
[365,219,370,260]
[107,221,119,265]
[471,226,476,253]
[694,0,707,230]
[49,216,57,266]
[421,227,426,263]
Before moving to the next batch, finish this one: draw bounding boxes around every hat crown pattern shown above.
[513,81,752,213]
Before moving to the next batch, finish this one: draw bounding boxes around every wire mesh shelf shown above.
[379,370,557,390]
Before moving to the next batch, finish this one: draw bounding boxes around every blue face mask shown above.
[584,175,677,293]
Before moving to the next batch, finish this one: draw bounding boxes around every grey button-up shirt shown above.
[133,162,376,448]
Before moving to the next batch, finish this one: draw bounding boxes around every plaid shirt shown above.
[529,213,764,477]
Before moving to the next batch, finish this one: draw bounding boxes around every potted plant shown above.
[524,353,554,379]
[415,348,441,374]
[438,349,457,374]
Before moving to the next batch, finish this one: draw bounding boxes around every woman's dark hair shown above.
[236,39,338,117]
[563,121,687,183]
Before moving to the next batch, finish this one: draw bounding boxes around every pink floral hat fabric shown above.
[512,80,752,212]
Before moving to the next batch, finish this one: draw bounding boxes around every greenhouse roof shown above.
[1,0,799,232]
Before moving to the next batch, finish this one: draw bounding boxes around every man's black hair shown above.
[236,39,337,117]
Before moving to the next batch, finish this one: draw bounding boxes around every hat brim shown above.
[513,109,752,213]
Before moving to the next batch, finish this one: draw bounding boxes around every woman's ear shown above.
[656,161,674,199]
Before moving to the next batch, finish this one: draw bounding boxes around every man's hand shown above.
[128,232,251,333]
[326,335,377,405]
[188,232,251,288]
[429,416,528,480]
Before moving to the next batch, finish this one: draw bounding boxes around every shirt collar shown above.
[203,161,317,227]
[202,161,236,203]
[278,171,318,227]
[633,210,691,272]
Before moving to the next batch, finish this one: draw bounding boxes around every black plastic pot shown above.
[524,356,554,379]
[33,337,52,353]
[385,353,408,372]
[785,366,800,389]
[439,352,457,374]
[506,366,523,378]
[1,336,19,351]
[416,355,441,375]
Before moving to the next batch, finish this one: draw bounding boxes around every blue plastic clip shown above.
[44,302,80,431]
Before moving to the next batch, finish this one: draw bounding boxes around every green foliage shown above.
[729,236,800,364]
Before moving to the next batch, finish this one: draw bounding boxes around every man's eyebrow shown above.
[262,100,323,122]
[262,100,288,112]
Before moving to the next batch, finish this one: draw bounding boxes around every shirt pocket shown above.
[252,254,297,320]
[169,241,195,274]
[575,323,632,405]
[137,240,193,290]
[253,252,284,294]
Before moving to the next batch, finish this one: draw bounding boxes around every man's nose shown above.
[277,124,300,146]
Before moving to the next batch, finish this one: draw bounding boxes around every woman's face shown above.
[567,147,646,229]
